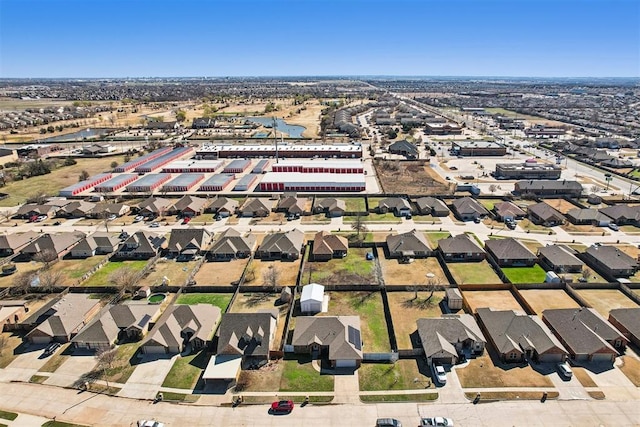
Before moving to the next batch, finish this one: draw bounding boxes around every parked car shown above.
[376,418,402,427]
[137,421,165,427]
[118,231,129,240]
[608,223,619,231]
[149,222,160,228]
[473,217,482,224]
[36,215,48,222]
[421,417,454,427]
[432,364,447,384]
[557,362,573,379]
[270,400,294,413]
[134,215,145,222]
[182,216,191,224]
[107,214,117,221]
[43,342,61,357]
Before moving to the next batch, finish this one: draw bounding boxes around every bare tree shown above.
[590,185,601,194]
[581,267,592,282]
[11,271,35,295]
[262,264,280,291]
[95,347,118,388]
[244,263,256,283]
[38,269,65,291]
[33,249,57,269]
[108,267,140,296]
[406,284,425,301]
[351,215,368,241]
[488,184,497,194]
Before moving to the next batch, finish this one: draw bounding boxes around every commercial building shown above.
[162,159,224,173]
[513,180,583,197]
[452,141,507,157]
[59,173,112,197]
[113,147,172,172]
[233,174,259,191]
[199,174,234,192]
[223,159,252,174]
[494,161,562,180]
[258,172,365,192]
[162,173,204,192]
[196,143,363,159]
[424,122,463,135]
[126,173,172,193]
[134,147,194,173]
[271,160,363,174]
[94,174,138,193]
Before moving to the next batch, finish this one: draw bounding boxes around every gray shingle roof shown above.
[292,316,363,360]
[209,228,256,255]
[528,202,565,222]
[438,234,484,255]
[484,238,536,261]
[585,245,638,271]
[537,245,584,268]
[452,197,488,216]
[217,311,277,357]
[609,308,640,341]
[386,229,431,254]
[417,314,486,359]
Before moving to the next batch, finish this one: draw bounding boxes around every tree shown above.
[38,269,65,290]
[245,263,256,283]
[351,215,368,240]
[581,267,592,282]
[108,267,140,296]
[95,347,118,387]
[489,184,497,194]
[11,271,35,295]
[175,110,186,122]
[262,265,280,291]
[33,249,58,269]
[591,185,601,194]
[79,170,90,182]
[110,161,118,169]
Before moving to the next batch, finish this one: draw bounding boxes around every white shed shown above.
[300,283,324,314]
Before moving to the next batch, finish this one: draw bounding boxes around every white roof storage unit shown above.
[252,159,271,173]
[199,174,234,192]
[162,159,224,173]
[259,172,366,192]
[301,283,324,314]
[94,174,139,192]
[161,173,204,192]
[59,173,112,196]
[233,174,259,191]
[126,173,172,193]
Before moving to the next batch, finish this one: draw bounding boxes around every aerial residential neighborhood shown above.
[0,1,638,426]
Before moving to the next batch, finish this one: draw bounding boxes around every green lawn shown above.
[501,264,547,284]
[81,260,148,287]
[48,255,110,285]
[448,261,503,285]
[279,356,334,392]
[360,393,438,402]
[424,232,451,248]
[0,410,17,421]
[176,293,233,311]
[41,421,88,427]
[358,359,432,391]
[344,198,366,212]
[101,342,139,384]
[303,249,375,285]
[343,213,402,223]
[162,350,208,389]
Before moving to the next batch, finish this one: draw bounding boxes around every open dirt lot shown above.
[373,160,454,195]
[193,259,248,286]
[386,291,445,350]
[447,261,502,285]
[463,290,524,313]
[518,289,581,315]
[139,259,199,287]
[248,259,301,287]
[379,257,446,286]
[574,289,639,317]
[229,292,289,349]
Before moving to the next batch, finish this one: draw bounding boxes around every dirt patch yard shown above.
[456,352,553,388]
[139,259,200,287]
[386,291,445,349]
[574,289,639,317]
[518,289,580,315]
[230,292,290,349]
[463,290,524,313]
[379,257,446,286]
[193,259,248,286]
[247,259,301,287]
[543,199,580,214]
[373,160,454,195]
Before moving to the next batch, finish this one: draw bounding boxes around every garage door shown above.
[143,345,167,354]
[591,353,614,363]
[430,357,454,366]
[30,336,52,345]
[335,359,357,368]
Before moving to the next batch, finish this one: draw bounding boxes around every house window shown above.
[508,352,517,360]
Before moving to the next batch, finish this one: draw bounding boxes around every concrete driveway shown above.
[45,353,98,387]
[587,364,640,401]
[118,354,177,400]
[0,343,49,382]
[548,369,590,400]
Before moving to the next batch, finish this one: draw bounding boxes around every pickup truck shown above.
[420,417,454,427]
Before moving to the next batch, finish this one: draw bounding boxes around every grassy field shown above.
[101,342,139,384]
[248,259,301,287]
[575,289,639,317]
[176,293,232,311]
[344,213,402,223]
[359,359,434,391]
[379,257,446,286]
[424,232,450,248]
[193,259,248,286]
[501,264,547,284]
[464,290,524,313]
[456,352,553,388]
[319,291,390,352]
[81,260,148,287]
[360,393,438,402]
[0,333,23,368]
[302,248,376,286]
[572,367,597,387]
[518,289,580,315]
[48,255,110,286]
[161,350,208,389]
[0,410,17,421]
[334,231,387,244]
[386,291,445,349]
[39,343,72,373]
[279,356,334,392]
[447,261,502,285]
[139,259,199,287]
[300,214,331,224]
[344,198,366,212]
[0,155,129,207]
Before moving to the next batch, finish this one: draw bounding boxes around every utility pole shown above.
[272,116,279,164]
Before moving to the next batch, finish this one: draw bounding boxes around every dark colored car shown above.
[271,400,294,413]
[43,342,61,357]
[376,418,402,427]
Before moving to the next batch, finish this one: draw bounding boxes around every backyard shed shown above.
[445,288,463,310]
[300,283,324,314]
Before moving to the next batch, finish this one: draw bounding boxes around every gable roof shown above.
[27,294,100,339]
[609,308,640,340]
[138,197,175,214]
[277,196,305,211]
[315,198,346,212]
[484,238,536,260]
[567,208,611,223]
[389,140,419,155]
[60,200,96,215]
[209,197,239,212]
[378,197,411,211]
[209,228,256,255]
[241,198,274,214]
[216,311,277,357]
[599,205,640,222]
[386,229,431,255]
[72,304,160,345]
[537,245,584,268]
[258,229,304,255]
[292,316,363,360]
[143,304,221,349]
[312,231,348,256]
[452,197,489,216]
[118,231,166,254]
[585,245,638,271]
[0,230,39,251]
[415,197,449,213]
[167,228,211,253]
[527,202,566,222]
[493,201,526,218]
[477,308,567,356]
[417,314,486,359]
[21,232,86,256]
[301,283,324,303]
[73,232,120,253]
[173,195,209,212]
[438,234,484,255]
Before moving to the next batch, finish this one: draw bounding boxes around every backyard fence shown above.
[363,352,399,363]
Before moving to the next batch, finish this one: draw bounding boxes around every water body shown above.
[38,128,111,143]
[245,117,306,139]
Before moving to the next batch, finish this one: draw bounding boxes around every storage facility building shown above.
[113,147,172,172]
[196,143,363,159]
[271,160,364,174]
[234,174,259,191]
[252,159,271,173]
[126,173,172,193]
[162,159,224,173]
[162,173,205,192]
[199,174,234,192]
[134,147,194,173]
[259,172,365,192]
[59,173,112,197]
[223,159,252,174]
[94,174,138,193]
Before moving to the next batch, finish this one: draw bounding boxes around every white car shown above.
[557,362,573,379]
[137,421,165,427]
[149,222,160,228]
[433,364,447,384]
[421,417,454,426]
[134,215,145,222]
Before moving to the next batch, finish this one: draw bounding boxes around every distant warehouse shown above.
[199,174,234,192]
[234,174,259,191]
[59,173,112,197]
[134,147,194,173]
[126,173,172,193]
[196,143,363,159]
[114,147,172,172]
[223,159,252,174]
[162,159,224,173]
[162,173,204,192]
[513,180,583,197]
[495,161,562,180]
[259,172,365,192]
[94,174,138,193]
[272,160,363,174]
[452,141,507,157]
[252,159,271,174]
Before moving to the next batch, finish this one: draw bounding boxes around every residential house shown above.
[312,231,348,261]
[608,308,640,348]
[598,205,640,226]
[24,294,102,344]
[513,180,583,197]
[239,198,275,217]
[276,195,306,216]
[300,283,324,314]
[292,316,363,368]
[537,245,584,273]
[255,229,304,260]
[0,300,27,331]
[71,304,162,351]
[216,310,278,368]
[415,197,450,217]
[0,231,39,257]
[141,304,221,354]
[167,228,213,259]
[56,201,96,218]
[19,232,86,261]
[527,202,566,226]
[476,308,568,363]
[314,198,346,217]
[137,197,176,217]
[115,231,166,259]
[174,195,210,217]
[87,203,131,219]
[208,228,256,260]
[437,234,485,262]
[484,238,537,267]
[451,197,489,221]
[388,140,419,159]
[493,201,526,222]
[582,245,638,278]
[207,197,239,218]
[14,203,57,220]
[543,308,628,363]
[386,229,431,259]
[416,314,486,366]
[377,197,412,217]
[70,232,120,258]
[566,208,611,226]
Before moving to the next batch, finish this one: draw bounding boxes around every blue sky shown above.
[1,0,638,78]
